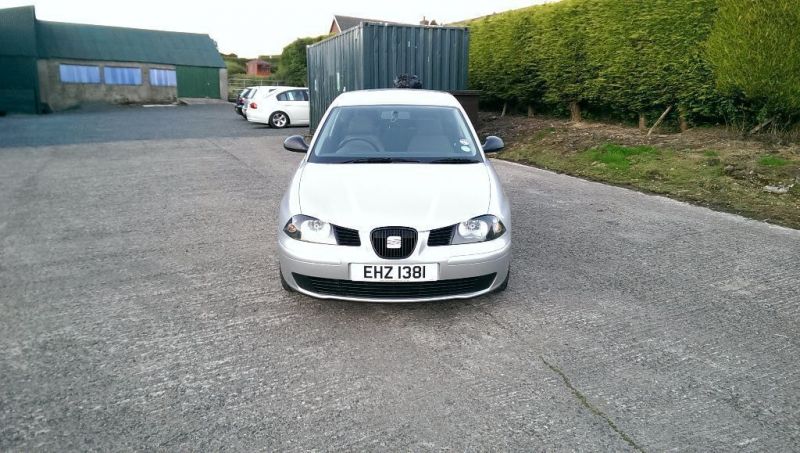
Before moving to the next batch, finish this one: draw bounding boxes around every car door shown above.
[276,89,308,125]
[273,89,294,121]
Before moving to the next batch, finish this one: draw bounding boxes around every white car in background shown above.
[246,87,310,128]
[235,86,257,117]
[240,86,285,117]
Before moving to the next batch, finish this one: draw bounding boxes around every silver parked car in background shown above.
[278,89,511,302]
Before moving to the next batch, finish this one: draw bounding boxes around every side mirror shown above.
[482,136,505,153]
[283,135,309,153]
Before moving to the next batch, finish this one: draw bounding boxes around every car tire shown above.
[269,111,290,128]
[280,269,294,292]
[494,268,510,293]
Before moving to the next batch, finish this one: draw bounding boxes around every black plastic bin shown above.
[450,90,481,129]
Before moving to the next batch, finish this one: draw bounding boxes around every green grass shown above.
[532,127,556,141]
[585,144,658,170]
[497,141,800,229]
[758,155,789,166]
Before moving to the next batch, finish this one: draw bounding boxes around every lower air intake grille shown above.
[333,225,361,246]
[292,273,497,300]
[427,225,456,246]
[370,227,417,259]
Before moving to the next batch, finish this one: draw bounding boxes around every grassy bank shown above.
[481,115,800,229]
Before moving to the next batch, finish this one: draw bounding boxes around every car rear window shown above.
[277,90,307,102]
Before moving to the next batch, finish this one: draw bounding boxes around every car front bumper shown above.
[278,232,511,303]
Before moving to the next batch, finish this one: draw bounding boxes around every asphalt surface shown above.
[0,104,287,148]
[1,105,799,451]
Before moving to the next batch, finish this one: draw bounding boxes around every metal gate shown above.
[176,66,219,98]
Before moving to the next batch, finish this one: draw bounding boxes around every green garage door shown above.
[176,66,219,98]
[0,56,39,114]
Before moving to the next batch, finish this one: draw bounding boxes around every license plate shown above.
[350,264,438,282]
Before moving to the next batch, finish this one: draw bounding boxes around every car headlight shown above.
[452,215,506,244]
[283,215,336,245]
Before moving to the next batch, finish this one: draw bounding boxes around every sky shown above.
[0,0,553,57]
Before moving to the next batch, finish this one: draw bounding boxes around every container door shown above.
[176,66,220,98]
[0,56,39,114]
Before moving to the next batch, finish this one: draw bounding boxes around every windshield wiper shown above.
[339,157,421,163]
[428,158,480,164]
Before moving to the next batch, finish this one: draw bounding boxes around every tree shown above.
[274,36,327,86]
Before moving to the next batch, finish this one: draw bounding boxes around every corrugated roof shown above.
[36,20,225,68]
[0,6,38,57]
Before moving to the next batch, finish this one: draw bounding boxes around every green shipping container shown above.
[307,22,470,131]
[0,6,40,114]
[176,66,220,98]
[0,56,39,114]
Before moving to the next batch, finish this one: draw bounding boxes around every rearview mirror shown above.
[283,135,309,153]
[482,136,504,153]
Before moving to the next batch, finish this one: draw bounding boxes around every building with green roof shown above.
[0,6,226,114]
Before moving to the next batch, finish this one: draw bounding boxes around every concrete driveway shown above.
[1,105,798,450]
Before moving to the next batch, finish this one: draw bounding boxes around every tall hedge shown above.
[467,0,799,129]
[706,0,800,124]
[468,8,547,110]
[583,0,723,124]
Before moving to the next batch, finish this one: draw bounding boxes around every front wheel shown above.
[269,111,289,128]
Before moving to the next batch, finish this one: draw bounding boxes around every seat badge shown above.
[386,236,402,249]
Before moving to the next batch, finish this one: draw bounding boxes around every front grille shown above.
[292,273,497,299]
[333,225,361,246]
[370,227,417,259]
[427,225,456,246]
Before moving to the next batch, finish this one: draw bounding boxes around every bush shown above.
[469,9,543,109]
[467,0,799,130]
[534,0,594,120]
[221,53,247,76]
[584,0,724,125]
[706,0,800,126]
[225,60,246,75]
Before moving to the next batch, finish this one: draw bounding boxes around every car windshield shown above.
[308,105,482,164]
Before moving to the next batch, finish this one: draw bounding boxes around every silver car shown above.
[278,89,511,302]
